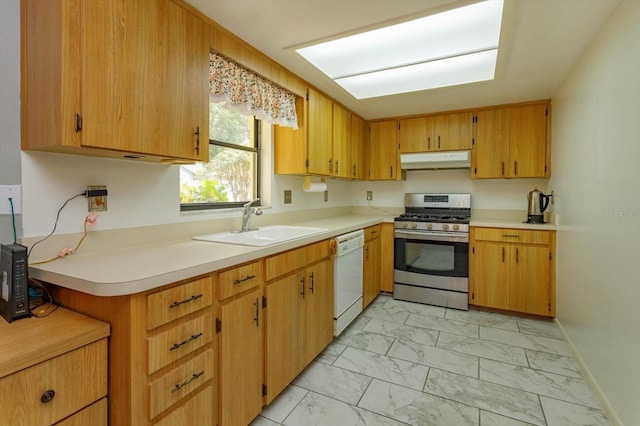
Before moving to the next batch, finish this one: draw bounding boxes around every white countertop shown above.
[470,218,557,230]
[28,215,383,297]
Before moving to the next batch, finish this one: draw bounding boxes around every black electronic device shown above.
[1,244,30,323]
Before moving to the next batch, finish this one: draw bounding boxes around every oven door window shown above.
[395,237,468,278]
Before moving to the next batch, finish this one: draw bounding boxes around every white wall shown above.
[549,1,640,424]
[0,0,23,244]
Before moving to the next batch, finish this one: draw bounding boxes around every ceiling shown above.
[186,0,621,120]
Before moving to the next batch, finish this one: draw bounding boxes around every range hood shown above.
[400,151,471,170]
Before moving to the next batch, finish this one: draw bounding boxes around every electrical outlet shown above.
[88,185,108,212]
[366,191,373,201]
[284,190,292,204]
[324,190,328,202]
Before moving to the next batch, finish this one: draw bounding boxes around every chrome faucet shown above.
[239,198,262,232]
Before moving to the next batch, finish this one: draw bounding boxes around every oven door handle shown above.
[394,230,469,243]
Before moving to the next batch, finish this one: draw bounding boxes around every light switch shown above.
[0,185,22,215]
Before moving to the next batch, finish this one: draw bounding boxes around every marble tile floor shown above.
[251,295,610,426]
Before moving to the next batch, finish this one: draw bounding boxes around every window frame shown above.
[180,116,261,212]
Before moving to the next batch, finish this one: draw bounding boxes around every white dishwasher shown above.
[333,229,365,336]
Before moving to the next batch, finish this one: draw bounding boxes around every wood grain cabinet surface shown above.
[399,112,473,153]
[0,308,109,426]
[469,227,556,316]
[363,225,381,309]
[472,101,551,179]
[369,120,403,180]
[21,0,209,163]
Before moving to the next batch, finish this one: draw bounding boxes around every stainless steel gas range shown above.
[393,193,470,310]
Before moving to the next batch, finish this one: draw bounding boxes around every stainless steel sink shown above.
[193,225,328,247]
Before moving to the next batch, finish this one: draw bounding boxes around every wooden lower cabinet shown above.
[219,286,264,426]
[470,227,556,316]
[57,398,108,426]
[380,223,395,293]
[264,243,333,405]
[363,225,381,308]
[49,276,217,426]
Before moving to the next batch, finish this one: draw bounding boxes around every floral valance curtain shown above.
[209,50,299,129]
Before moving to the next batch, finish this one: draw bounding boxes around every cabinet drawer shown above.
[149,349,214,420]
[148,313,214,374]
[265,240,330,281]
[154,386,214,426]
[0,339,107,426]
[364,225,381,241]
[218,261,263,300]
[472,227,551,245]
[56,397,107,426]
[147,277,213,330]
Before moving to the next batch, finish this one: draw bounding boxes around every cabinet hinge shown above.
[262,296,267,308]
[262,384,267,397]
[74,113,82,132]
[215,318,221,333]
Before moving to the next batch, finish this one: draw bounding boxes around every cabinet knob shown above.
[41,390,56,403]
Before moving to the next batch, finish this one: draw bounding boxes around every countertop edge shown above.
[29,215,384,296]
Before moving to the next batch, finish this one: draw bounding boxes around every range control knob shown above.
[426,223,433,230]
[453,224,460,231]
[402,223,408,229]
[442,224,450,231]
[411,223,418,229]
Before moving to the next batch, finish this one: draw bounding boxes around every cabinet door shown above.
[264,274,303,404]
[508,104,548,178]
[363,239,381,308]
[369,120,399,180]
[399,117,433,153]
[307,88,333,175]
[274,96,307,175]
[220,287,263,426]
[82,0,208,160]
[303,261,333,366]
[472,108,508,178]
[332,104,351,178]
[434,112,473,151]
[509,245,551,315]
[350,114,367,179]
[380,223,395,293]
[471,242,510,310]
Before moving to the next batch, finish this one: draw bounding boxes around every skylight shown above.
[296,0,504,99]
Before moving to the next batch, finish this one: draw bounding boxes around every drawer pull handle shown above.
[41,390,56,403]
[501,234,520,238]
[233,275,256,284]
[171,371,205,393]
[169,294,203,309]
[169,332,204,351]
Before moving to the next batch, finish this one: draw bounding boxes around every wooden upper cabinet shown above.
[434,112,473,151]
[473,101,550,178]
[307,88,333,176]
[22,0,209,162]
[369,120,401,180]
[350,114,367,180]
[332,104,351,178]
[274,96,307,175]
[399,112,472,153]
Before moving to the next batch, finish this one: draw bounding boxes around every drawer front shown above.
[148,313,214,374]
[149,349,214,420]
[56,397,107,426]
[218,261,263,300]
[364,225,381,241]
[265,240,330,281]
[472,227,551,245]
[154,386,214,426]
[0,339,107,426]
[147,277,213,330]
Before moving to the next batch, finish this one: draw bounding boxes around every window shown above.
[180,102,260,211]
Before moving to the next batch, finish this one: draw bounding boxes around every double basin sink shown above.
[193,225,328,247]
